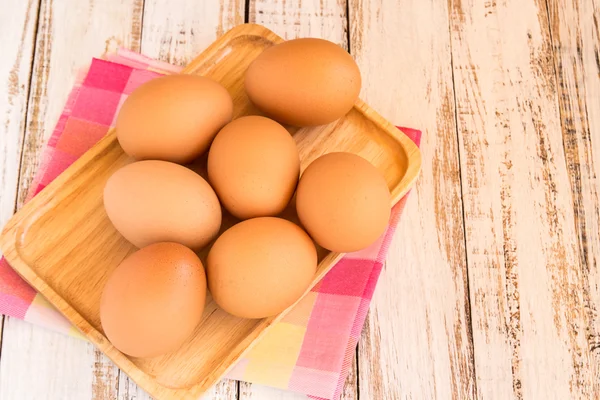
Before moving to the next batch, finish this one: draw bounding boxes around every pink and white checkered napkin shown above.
[0,49,421,400]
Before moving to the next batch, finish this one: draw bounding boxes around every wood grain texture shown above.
[0,0,143,399]
[449,0,599,398]
[117,374,239,400]
[248,0,348,47]
[242,2,355,398]
[141,0,244,66]
[546,1,600,389]
[0,318,119,400]
[0,0,40,372]
[0,24,419,400]
[118,371,152,400]
[238,384,307,399]
[0,0,39,230]
[348,0,476,398]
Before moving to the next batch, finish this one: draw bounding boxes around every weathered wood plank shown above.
[117,371,151,400]
[141,0,244,65]
[339,353,358,400]
[0,0,143,399]
[117,374,238,400]
[0,318,118,399]
[238,384,307,399]
[248,0,348,46]
[348,0,476,398]
[240,2,354,398]
[0,0,39,229]
[546,0,600,391]
[0,0,41,365]
[449,0,599,398]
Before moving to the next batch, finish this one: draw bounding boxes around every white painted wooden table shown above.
[1,0,599,399]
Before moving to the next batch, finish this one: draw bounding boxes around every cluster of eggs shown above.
[99,38,391,358]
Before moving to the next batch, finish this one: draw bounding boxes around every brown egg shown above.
[100,242,206,358]
[296,152,391,252]
[103,160,221,249]
[207,217,317,319]
[116,74,233,163]
[207,116,300,219]
[245,38,361,126]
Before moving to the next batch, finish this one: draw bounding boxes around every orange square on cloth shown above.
[56,118,110,157]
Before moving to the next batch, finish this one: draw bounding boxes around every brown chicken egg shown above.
[207,116,300,219]
[207,217,317,319]
[103,160,221,250]
[100,242,207,358]
[296,152,391,252]
[245,38,361,126]
[116,74,233,163]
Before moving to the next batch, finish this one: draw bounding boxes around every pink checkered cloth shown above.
[0,50,420,400]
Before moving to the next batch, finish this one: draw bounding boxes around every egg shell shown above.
[244,38,361,126]
[116,74,233,163]
[100,242,207,358]
[296,152,391,252]
[207,217,317,319]
[207,116,300,220]
[103,160,221,250]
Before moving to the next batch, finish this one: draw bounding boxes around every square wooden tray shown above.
[0,24,421,400]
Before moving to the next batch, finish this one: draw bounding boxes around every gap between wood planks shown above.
[0,0,42,380]
[445,3,479,398]
[9,1,42,214]
[545,0,600,373]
